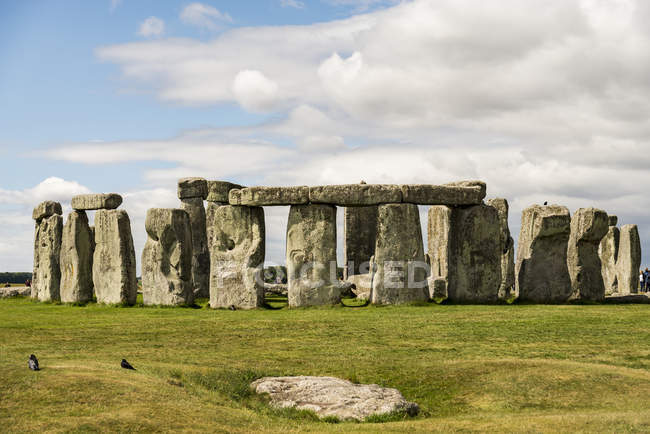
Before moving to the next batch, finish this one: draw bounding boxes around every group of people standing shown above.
[640,268,650,292]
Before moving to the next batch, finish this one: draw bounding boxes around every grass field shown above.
[1,296,650,433]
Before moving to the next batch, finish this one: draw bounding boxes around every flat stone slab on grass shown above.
[0,286,31,298]
[71,193,123,210]
[250,376,418,421]
[229,186,309,206]
[309,184,402,206]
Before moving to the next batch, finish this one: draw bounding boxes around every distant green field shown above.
[1,297,649,432]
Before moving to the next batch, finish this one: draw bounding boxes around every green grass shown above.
[1,297,650,432]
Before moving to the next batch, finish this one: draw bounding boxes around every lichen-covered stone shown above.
[60,211,94,303]
[608,215,618,226]
[372,203,429,304]
[180,197,210,298]
[141,208,194,306]
[309,184,402,206]
[616,224,641,295]
[343,205,377,278]
[516,205,572,303]
[32,201,62,221]
[230,186,309,206]
[250,376,419,421]
[207,204,265,309]
[71,193,122,210]
[401,181,486,206]
[428,204,501,303]
[486,198,516,300]
[346,273,373,300]
[567,208,609,301]
[93,209,137,305]
[206,180,243,203]
[287,204,345,307]
[32,214,63,301]
[599,226,620,294]
[177,177,208,199]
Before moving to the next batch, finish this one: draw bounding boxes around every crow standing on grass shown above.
[28,354,40,371]
[121,359,136,370]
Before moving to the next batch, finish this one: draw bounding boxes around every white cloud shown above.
[280,0,305,9]
[180,3,232,30]
[232,70,280,112]
[138,16,165,38]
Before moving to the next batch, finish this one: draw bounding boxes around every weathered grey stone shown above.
[206,180,243,203]
[567,208,609,301]
[599,226,620,294]
[372,203,429,304]
[486,198,516,300]
[516,205,572,303]
[309,184,402,206]
[207,204,265,309]
[32,214,63,302]
[346,273,372,300]
[287,204,345,307]
[180,197,210,298]
[428,204,501,303]
[71,193,122,210]
[343,205,377,278]
[141,208,194,306]
[264,283,287,296]
[0,286,31,298]
[251,376,418,421]
[93,209,137,305]
[60,211,94,303]
[429,277,448,303]
[230,186,309,206]
[401,181,486,206]
[32,201,62,221]
[616,224,641,295]
[608,215,618,226]
[177,177,208,199]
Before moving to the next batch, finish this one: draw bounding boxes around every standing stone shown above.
[287,204,343,307]
[60,211,94,303]
[486,198,516,301]
[616,224,641,295]
[567,208,609,301]
[343,205,377,278]
[178,178,210,299]
[599,217,620,294]
[428,204,501,303]
[32,202,63,302]
[93,209,137,305]
[207,204,265,309]
[372,203,429,305]
[516,205,572,303]
[142,208,194,306]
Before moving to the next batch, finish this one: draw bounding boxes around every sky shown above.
[1,0,649,273]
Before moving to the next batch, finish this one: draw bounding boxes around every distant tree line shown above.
[0,272,32,284]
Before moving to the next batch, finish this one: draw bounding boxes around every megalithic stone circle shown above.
[142,208,194,306]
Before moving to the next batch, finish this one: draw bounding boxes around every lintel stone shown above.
[32,201,62,221]
[229,186,309,206]
[207,180,243,203]
[401,181,486,206]
[178,177,208,200]
[309,184,402,206]
[71,193,122,210]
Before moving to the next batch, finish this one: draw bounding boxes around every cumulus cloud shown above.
[280,0,305,9]
[232,70,280,112]
[138,16,165,38]
[180,3,232,30]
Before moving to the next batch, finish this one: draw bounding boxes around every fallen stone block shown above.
[616,224,641,295]
[93,209,138,305]
[142,208,194,306]
[177,177,208,199]
[60,211,94,303]
[32,201,62,221]
[206,180,243,203]
[346,273,373,300]
[251,376,419,421]
[372,203,429,304]
[567,207,609,301]
[401,181,486,206]
[0,286,32,298]
[181,197,210,298]
[207,203,265,309]
[71,193,122,210]
[516,204,572,302]
[309,184,402,206]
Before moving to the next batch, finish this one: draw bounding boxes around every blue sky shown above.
[1,0,649,273]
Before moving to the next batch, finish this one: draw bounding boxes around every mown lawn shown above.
[1,297,649,432]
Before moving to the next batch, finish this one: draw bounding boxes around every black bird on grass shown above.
[229,305,236,311]
[28,354,40,371]
[121,359,136,370]
[544,201,548,205]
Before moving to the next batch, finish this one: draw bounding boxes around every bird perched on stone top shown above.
[28,354,40,371]
[121,359,136,370]
[544,201,548,205]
